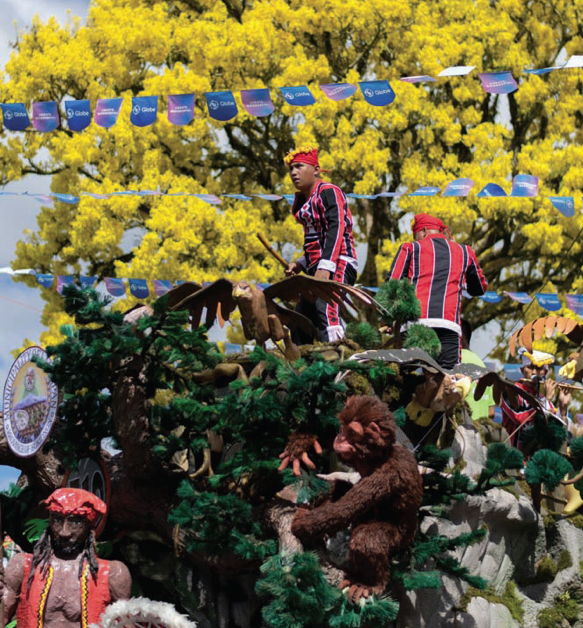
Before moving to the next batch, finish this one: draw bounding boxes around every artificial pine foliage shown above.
[256,553,341,628]
[520,413,567,454]
[256,552,399,628]
[403,324,441,359]
[281,469,332,504]
[344,322,382,349]
[169,481,276,559]
[474,443,524,492]
[37,286,222,468]
[524,449,573,491]
[569,436,583,470]
[376,279,421,326]
[328,596,399,628]
[393,406,407,427]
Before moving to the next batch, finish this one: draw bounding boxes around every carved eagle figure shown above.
[166,275,378,346]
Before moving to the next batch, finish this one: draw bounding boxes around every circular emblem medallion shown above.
[2,347,58,457]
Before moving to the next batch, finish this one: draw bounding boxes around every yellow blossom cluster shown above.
[0,0,582,346]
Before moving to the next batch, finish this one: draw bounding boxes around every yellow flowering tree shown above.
[1,0,583,344]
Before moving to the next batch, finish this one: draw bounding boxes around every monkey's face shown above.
[334,416,394,469]
[333,421,363,465]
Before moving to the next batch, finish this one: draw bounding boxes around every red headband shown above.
[44,488,107,526]
[289,148,319,167]
[412,214,450,237]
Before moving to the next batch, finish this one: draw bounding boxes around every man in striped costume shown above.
[284,146,358,343]
[387,213,488,369]
[1,488,131,628]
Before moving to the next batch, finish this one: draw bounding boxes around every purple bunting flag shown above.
[30,194,54,206]
[168,94,194,126]
[104,277,126,297]
[240,89,275,117]
[359,80,395,106]
[279,86,316,107]
[534,292,562,311]
[221,194,252,201]
[549,196,575,218]
[505,291,533,304]
[478,71,518,94]
[191,194,221,205]
[442,178,474,197]
[400,75,436,83]
[57,275,75,294]
[319,83,358,101]
[510,174,539,197]
[32,101,59,132]
[153,279,173,297]
[129,278,149,299]
[566,294,583,316]
[95,98,123,128]
[205,91,238,121]
[1,103,30,131]
[65,100,92,132]
[252,193,283,201]
[130,96,158,127]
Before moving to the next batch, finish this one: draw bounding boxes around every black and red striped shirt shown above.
[387,234,487,334]
[292,181,357,273]
[500,381,555,449]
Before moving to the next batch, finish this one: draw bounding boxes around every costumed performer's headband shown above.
[519,348,554,370]
[283,146,330,172]
[43,488,107,526]
[412,213,452,239]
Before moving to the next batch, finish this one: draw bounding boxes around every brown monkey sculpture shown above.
[291,395,423,603]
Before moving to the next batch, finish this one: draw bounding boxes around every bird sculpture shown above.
[165,275,379,351]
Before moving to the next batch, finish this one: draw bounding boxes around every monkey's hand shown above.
[339,579,383,604]
[278,432,323,477]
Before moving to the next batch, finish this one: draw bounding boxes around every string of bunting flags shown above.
[1,268,582,317]
[3,55,583,131]
[0,175,578,217]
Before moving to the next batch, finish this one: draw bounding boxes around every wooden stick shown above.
[256,233,288,270]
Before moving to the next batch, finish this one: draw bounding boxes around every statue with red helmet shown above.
[1,488,131,628]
